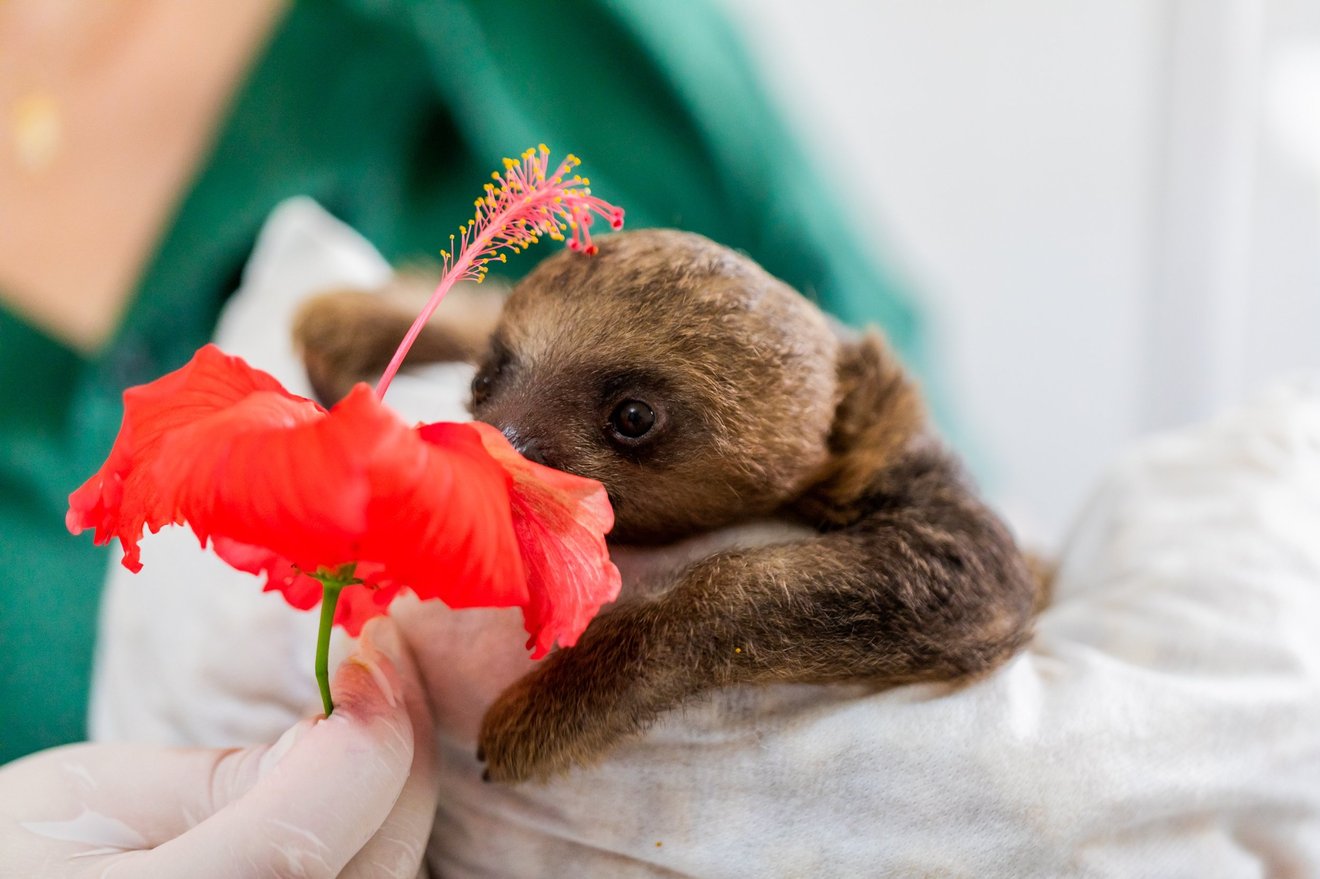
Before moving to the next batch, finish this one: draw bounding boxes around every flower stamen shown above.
[374,146,624,397]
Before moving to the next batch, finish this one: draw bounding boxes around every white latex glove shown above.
[0,619,437,879]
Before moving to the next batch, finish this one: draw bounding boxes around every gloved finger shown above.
[0,739,280,877]
[0,729,326,874]
[340,618,440,879]
[122,627,417,879]
[0,649,406,879]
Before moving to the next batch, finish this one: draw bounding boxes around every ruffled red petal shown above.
[67,345,308,572]
[459,422,622,658]
[376,420,527,610]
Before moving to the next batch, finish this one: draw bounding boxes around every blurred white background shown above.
[724,0,1320,547]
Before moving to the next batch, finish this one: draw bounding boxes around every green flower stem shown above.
[315,581,344,716]
[307,563,361,717]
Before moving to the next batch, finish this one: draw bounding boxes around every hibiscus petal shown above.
[387,421,529,610]
[66,345,312,571]
[463,421,622,658]
[159,384,529,623]
[208,536,318,608]
[155,386,379,572]
[332,581,404,636]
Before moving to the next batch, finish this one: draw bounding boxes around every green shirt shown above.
[0,0,922,764]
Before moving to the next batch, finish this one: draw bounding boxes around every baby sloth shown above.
[295,229,1040,783]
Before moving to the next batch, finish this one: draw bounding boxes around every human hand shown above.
[0,619,437,879]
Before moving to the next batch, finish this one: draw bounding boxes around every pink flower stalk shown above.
[375,144,625,398]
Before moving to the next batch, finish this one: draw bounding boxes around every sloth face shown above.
[469,229,842,544]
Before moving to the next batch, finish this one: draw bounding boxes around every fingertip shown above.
[360,616,404,661]
[358,615,430,726]
[331,648,405,717]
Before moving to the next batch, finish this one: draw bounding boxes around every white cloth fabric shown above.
[92,199,1320,877]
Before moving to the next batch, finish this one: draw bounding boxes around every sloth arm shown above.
[478,447,1039,782]
[293,278,504,404]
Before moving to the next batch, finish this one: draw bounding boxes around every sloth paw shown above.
[476,632,656,783]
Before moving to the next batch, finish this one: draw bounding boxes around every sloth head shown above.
[470,229,919,543]
[295,228,927,544]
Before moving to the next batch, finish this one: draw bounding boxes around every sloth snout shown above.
[515,437,550,467]
[500,425,551,467]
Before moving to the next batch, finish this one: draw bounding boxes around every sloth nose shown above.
[502,427,550,467]
[517,438,550,467]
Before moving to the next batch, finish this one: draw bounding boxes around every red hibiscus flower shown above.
[69,146,624,713]
[68,344,621,652]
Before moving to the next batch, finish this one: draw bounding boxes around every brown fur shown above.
[294,229,1042,783]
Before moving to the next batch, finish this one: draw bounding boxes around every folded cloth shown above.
[92,200,1320,877]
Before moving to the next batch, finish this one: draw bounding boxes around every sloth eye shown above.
[472,343,512,406]
[609,399,655,439]
[471,370,494,404]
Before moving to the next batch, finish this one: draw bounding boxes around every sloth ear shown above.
[792,331,927,527]
[292,272,505,406]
